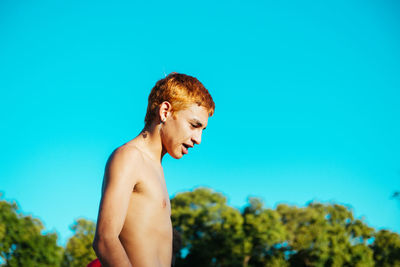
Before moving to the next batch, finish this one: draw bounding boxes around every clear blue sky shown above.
[1,0,399,246]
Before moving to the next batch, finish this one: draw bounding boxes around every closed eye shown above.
[189,119,206,130]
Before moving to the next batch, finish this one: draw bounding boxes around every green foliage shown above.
[61,218,97,267]
[171,187,399,267]
[371,229,400,266]
[1,188,400,267]
[242,198,287,267]
[0,196,63,266]
[172,188,244,266]
[278,202,375,266]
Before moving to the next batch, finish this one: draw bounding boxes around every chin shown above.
[170,153,183,159]
[168,150,183,159]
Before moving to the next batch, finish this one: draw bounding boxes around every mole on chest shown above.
[161,199,167,208]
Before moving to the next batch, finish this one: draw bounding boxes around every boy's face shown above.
[161,104,209,159]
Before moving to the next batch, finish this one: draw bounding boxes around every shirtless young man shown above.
[91,73,215,267]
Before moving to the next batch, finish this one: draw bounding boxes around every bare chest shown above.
[131,164,171,214]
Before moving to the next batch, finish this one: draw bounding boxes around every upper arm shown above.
[95,147,142,240]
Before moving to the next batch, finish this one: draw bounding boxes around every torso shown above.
[106,142,172,267]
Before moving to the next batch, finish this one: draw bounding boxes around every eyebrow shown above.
[190,119,206,130]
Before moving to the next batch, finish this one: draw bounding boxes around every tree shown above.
[242,197,287,267]
[2,187,400,266]
[171,188,244,267]
[0,195,63,266]
[171,187,397,267]
[276,202,375,266]
[62,218,97,267]
[371,229,400,266]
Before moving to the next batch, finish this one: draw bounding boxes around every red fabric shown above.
[87,258,101,267]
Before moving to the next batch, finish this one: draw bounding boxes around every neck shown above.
[134,122,166,163]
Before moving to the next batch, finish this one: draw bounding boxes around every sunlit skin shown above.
[93,102,209,267]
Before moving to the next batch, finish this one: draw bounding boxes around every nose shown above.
[192,130,202,145]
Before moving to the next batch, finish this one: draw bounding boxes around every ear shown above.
[159,101,173,122]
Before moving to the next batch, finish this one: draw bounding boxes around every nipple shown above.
[162,199,167,208]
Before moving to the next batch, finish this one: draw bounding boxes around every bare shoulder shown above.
[112,143,144,162]
[95,144,145,244]
[104,144,145,186]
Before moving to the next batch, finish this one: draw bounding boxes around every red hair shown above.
[144,73,215,126]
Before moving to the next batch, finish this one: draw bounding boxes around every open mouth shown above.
[182,144,190,154]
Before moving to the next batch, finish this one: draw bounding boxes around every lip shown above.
[182,144,188,154]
